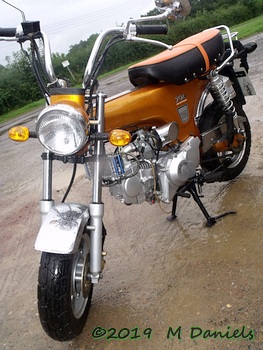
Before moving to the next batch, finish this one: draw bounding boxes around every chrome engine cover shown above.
[156,136,200,202]
[109,161,154,204]
[104,136,200,205]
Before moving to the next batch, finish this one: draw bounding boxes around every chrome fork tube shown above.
[89,203,104,283]
[89,93,106,283]
[40,149,54,222]
[92,93,106,204]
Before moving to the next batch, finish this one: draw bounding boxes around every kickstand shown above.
[167,179,236,227]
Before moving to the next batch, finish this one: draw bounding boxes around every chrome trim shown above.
[41,32,58,85]
[195,86,211,123]
[83,28,125,88]
[208,25,235,74]
[83,9,174,88]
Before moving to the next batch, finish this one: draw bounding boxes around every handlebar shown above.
[0,13,172,91]
[135,24,168,35]
[1,7,240,95]
[83,9,174,88]
[0,27,16,37]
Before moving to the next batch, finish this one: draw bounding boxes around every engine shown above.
[100,123,200,204]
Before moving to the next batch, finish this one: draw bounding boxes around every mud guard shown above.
[34,203,89,254]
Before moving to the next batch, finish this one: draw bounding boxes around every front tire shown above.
[37,233,93,341]
[199,102,251,180]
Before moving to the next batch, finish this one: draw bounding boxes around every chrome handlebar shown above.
[0,4,236,91]
[83,8,175,88]
[0,8,173,89]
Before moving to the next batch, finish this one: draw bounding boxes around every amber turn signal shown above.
[8,126,30,142]
[109,129,132,147]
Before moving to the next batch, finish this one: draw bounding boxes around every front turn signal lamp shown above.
[109,129,132,147]
[8,126,30,142]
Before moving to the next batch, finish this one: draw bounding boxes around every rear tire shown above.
[199,102,251,180]
[37,233,93,341]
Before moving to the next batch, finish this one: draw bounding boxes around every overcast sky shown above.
[0,0,155,65]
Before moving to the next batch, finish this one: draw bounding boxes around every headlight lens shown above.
[36,104,87,155]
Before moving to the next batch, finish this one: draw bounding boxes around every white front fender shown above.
[34,203,89,254]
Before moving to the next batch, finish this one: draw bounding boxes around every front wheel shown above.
[199,102,251,180]
[37,232,93,341]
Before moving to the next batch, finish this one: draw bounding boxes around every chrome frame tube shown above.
[209,25,235,74]
[195,86,211,122]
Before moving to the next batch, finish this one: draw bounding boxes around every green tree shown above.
[0,50,42,114]
[1,0,263,115]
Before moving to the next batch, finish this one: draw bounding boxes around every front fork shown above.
[40,93,107,284]
[40,150,54,222]
[87,92,107,283]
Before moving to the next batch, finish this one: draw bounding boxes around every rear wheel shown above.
[38,232,93,341]
[199,102,251,180]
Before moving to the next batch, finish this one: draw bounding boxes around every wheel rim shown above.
[71,234,92,319]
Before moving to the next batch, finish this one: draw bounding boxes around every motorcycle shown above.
[1,0,257,341]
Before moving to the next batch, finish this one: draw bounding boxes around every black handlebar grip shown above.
[136,25,168,35]
[0,27,16,37]
[244,42,257,54]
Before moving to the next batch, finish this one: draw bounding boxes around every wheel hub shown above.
[71,235,91,319]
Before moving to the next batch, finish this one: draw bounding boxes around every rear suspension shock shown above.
[209,72,240,145]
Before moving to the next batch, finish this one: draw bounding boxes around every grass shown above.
[1,14,262,125]
[230,14,263,39]
[0,99,45,124]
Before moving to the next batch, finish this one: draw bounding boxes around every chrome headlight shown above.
[36,104,87,155]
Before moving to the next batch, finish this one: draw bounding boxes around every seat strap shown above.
[195,42,210,72]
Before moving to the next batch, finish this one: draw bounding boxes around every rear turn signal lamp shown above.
[109,129,132,147]
[8,126,30,142]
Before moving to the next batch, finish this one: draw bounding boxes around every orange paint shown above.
[105,79,208,142]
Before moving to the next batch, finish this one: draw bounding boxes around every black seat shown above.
[128,28,225,86]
